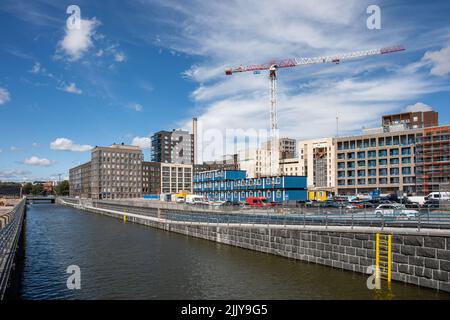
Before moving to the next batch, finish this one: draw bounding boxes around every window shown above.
[379,150,387,157]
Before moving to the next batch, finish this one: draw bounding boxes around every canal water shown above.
[19,204,450,300]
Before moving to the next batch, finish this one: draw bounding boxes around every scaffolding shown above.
[313,148,328,189]
[415,126,450,195]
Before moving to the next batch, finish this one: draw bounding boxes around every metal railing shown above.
[66,198,450,231]
[0,198,26,300]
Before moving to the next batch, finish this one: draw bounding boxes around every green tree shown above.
[22,182,33,195]
[31,183,43,195]
[55,180,70,196]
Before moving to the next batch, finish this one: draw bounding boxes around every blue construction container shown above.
[193,170,307,203]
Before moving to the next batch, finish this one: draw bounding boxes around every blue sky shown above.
[0,0,449,182]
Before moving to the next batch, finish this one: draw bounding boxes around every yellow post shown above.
[123,215,127,223]
[387,234,392,284]
[375,233,380,281]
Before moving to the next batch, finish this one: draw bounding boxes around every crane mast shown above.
[225,45,405,177]
[269,65,279,177]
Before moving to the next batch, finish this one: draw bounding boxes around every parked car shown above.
[422,199,441,209]
[222,201,241,206]
[426,192,450,201]
[374,204,418,219]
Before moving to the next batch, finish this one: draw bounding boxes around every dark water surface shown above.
[19,204,450,300]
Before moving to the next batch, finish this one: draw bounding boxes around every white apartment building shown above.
[279,158,304,176]
[238,148,271,178]
[161,163,193,194]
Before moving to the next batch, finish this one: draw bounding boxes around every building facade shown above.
[298,138,336,193]
[416,126,450,195]
[151,129,195,164]
[382,110,438,130]
[70,144,144,200]
[161,163,193,194]
[238,148,271,178]
[279,158,303,176]
[335,129,422,195]
[194,154,239,173]
[69,161,91,198]
[193,169,307,202]
[142,161,161,195]
[262,137,297,159]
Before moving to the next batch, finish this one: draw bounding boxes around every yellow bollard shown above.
[123,215,127,223]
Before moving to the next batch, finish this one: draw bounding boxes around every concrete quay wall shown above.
[59,199,450,292]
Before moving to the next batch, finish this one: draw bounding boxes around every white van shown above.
[186,195,207,205]
[426,192,450,201]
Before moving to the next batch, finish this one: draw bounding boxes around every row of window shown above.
[337,157,413,169]
[201,190,283,199]
[337,147,413,159]
[195,177,283,189]
[337,167,413,178]
[338,176,415,186]
[337,135,416,150]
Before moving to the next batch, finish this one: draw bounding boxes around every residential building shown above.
[90,144,143,199]
[262,137,297,159]
[69,161,91,198]
[415,126,450,195]
[142,161,161,195]
[151,131,172,163]
[238,148,271,178]
[382,110,438,130]
[151,118,197,164]
[194,154,239,173]
[298,138,336,193]
[161,163,193,194]
[193,169,307,202]
[279,158,303,176]
[335,129,422,195]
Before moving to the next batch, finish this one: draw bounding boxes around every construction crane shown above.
[225,45,405,177]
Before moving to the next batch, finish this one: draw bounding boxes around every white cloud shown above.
[10,146,22,152]
[0,169,31,180]
[114,52,126,62]
[58,18,99,61]
[143,0,447,161]
[64,83,82,94]
[32,142,39,148]
[422,44,450,76]
[23,156,54,167]
[30,62,41,74]
[0,87,11,105]
[131,136,151,149]
[50,138,93,152]
[140,82,154,92]
[404,102,433,113]
[129,103,143,112]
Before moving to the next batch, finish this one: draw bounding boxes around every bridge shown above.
[25,196,55,204]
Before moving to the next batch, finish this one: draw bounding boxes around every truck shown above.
[245,197,276,207]
[185,195,207,205]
